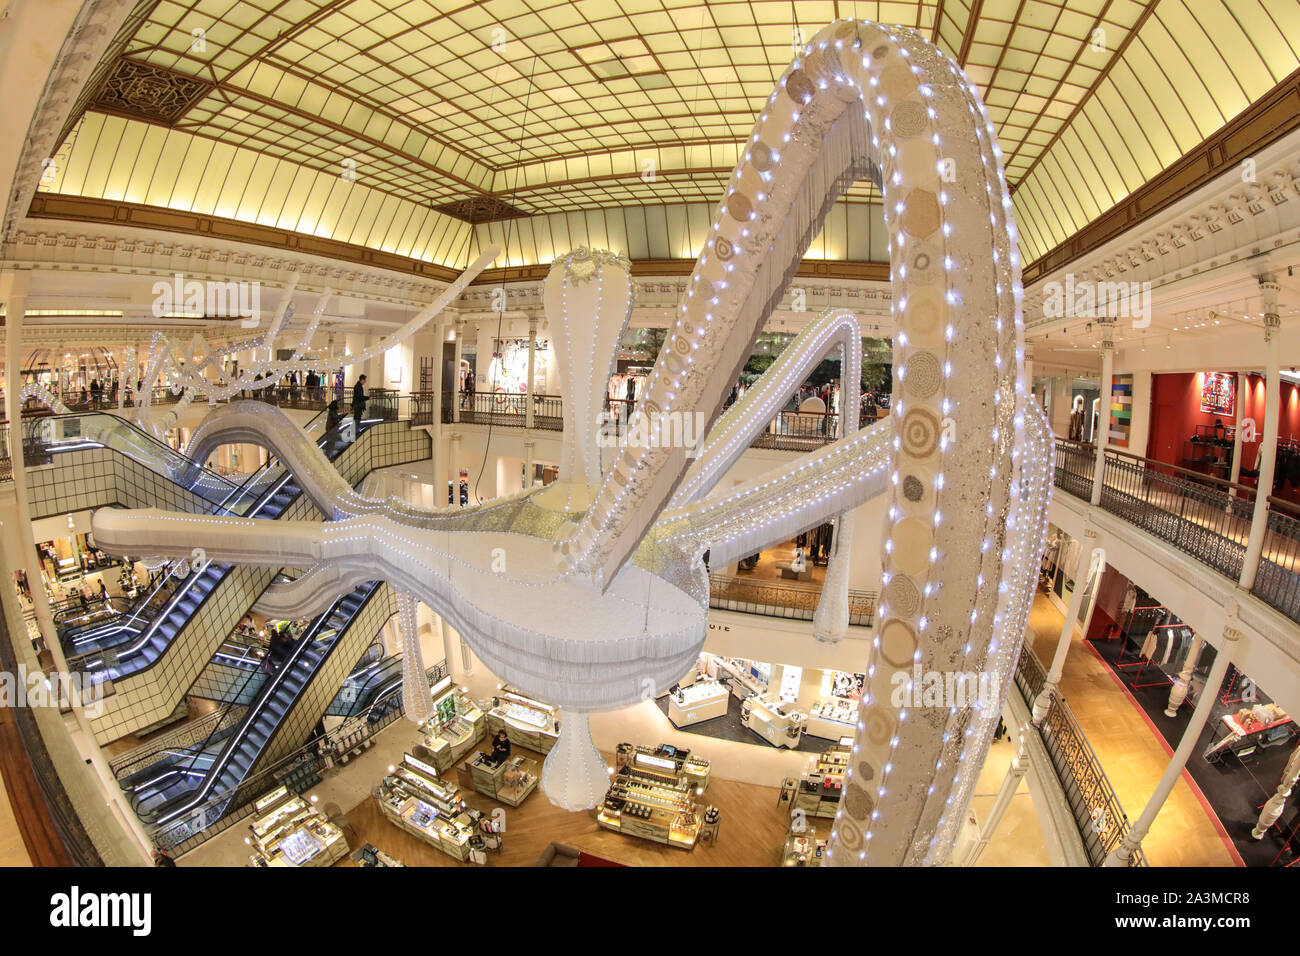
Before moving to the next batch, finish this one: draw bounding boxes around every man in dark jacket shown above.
[352,374,367,426]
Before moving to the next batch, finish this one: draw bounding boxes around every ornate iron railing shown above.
[1014,645,1146,867]
[708,572,876,627]
[1253,498,1300,620]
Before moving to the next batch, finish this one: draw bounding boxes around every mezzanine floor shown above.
[1025,595,1239,866]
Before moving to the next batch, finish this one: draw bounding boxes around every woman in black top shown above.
[490,729,511,764]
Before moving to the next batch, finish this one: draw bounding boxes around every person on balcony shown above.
[352,374,367,426]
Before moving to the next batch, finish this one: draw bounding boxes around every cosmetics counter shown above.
[713,656,769,700]
[599,760,705,850]
[419,681,486,772]
[806,697,857,741]
[374,752,482,862]
[742,696,806,748]
[793,741,850,818]
[666,678,730,727]
[246,787,348,868]
[486,687,560,754]
[615,742,711,790]
[469,752,540,806]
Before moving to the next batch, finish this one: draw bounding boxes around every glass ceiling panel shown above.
[38,0,1298,270]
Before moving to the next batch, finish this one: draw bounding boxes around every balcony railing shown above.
[1014,645,1146,867]
[708,572,876,627]
[1052,438,1300,624]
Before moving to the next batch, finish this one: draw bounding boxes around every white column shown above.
[1163,630,1204,717]
[962,722,1029,866]
[1032,528,1095,724]
[525,315,537,430]
[1104,624,1240,866]
[1240,278,1281,591]
[524,440,535,492]
[452,318,465,424]
[1252,741,1300,839]
[429,319,446,469]
[1229,371,1246,488]
[1090,317,1116,506]
[449,432,462,507]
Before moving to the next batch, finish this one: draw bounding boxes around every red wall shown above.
[1240,374,1300,470]
[1145,372,1235,466]
[1147,372,1300,504]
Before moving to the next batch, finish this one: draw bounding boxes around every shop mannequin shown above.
[1068,394,1085,441]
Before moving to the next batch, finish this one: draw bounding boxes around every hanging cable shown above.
[473,52,540,505]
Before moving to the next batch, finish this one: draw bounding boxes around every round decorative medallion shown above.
[902,287,945,347]
[844,782,875,820]
[903,351,942,398]
[727,192,754,222]
[749,141,774,171]
[864,705,894,745]
[880,619,918,668]
[837,816,864,850]
[786,70,814,105]
[886,574,922,617]
[857,762,875,782]
[891,516,934,575]
[672,335,691,355]
[872,44,891,60]
[900,407,941,458]
[900,189,941,238]
[715,236,734,260]
[902,474,924,502]
[880,64,916,100]
[891,100,928,139]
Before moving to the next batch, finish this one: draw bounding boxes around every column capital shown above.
[1222,624,1245,644]
[1095,315,1117,351]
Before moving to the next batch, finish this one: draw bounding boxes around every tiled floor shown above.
[1025,593,1238,866]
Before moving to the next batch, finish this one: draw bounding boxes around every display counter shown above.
[616,742,710,790]
[247,786,348,868]
[597,767,702,850]
[486,687,560,754]
[742,696,806,748]
[420,685,486,772]
[666,678,729,728]
[793,742,849,818]
[781,825,827,866]
[806,697,857,741]
[469,752,540,807]
[374,752,483,862]
[715,657,768,700]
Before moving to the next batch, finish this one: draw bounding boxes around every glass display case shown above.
[793,741,849,818]
[806,696,857,740]
[246,786,347,868]
[374,751,482,862]
[419,684,486,771]
[597,765,703,850]
[485,686,560,754]
[616,742,711,790]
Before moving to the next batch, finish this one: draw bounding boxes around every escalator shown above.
[51,410,322,661]
[326,652,405,719]
[138,581,384,827]
[76,417,355,684]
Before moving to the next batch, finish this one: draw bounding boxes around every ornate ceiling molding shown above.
[86,58,213,127]
[1,0,137,245]
[1022,140,1300,328]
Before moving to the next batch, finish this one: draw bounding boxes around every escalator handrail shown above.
[152,581,380,827]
